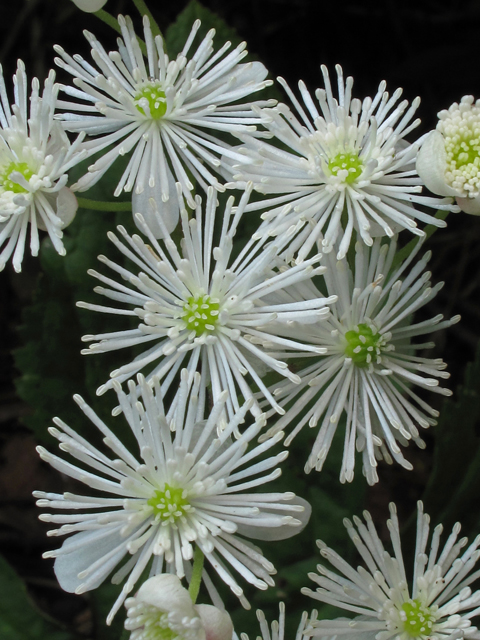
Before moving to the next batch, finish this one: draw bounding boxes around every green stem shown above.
[93,10,123,35]
[132,0,163,39]
[93,9,148,56]
[77,197,132,212]
[391,209,450,270]
[188,546,204,604]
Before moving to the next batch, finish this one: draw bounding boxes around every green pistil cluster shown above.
[139,607,179,640]
[0,161,33,193]
[182,293,220,336]
[449,134,480,169]
[344,323,382,367]
[134,82,167,119]
[148,484,190,524]
[401,599,435,638]
[328,151,363,183]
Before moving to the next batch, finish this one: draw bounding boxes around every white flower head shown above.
[71,0,108,11]
[0,61,83,272]
[262,236,460,485]
[228,65,457,262]
[303,502,480,640]
[239,603,318,640]
[54,15,274,233]
[125,574,233,640]
[78,185,335,420]
[417,96,480,215]
[34,371,311,623]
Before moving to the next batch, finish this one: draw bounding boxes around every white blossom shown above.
[0,61,83,272]
[417,96,480,215]
[54,15,273,233]
[303,502,480,640]
[125,574,233,640]
[228,65,457,262]
[34,370,311,623]
[261,236,459,485]
[78,185,335,420]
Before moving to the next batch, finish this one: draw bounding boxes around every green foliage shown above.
[165,0,243,57]
[0,554,73,640]
[421,341,480,535]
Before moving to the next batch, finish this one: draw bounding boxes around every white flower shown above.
[261,236,459,485]
[228,65,457,262]
[34,371,311,623]
[238,603,318,640]
[417,96,480,215]
[125,574,233,640]
[78,185,335,420]
[0,61,83,272]
[71,0,108,12]
[303,502,480,640]
[54,15,273,233]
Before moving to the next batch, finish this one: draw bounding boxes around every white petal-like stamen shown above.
[35,370,310,622]
[303,503,480,640]
[239,602,318,640]
[78,186,336,420]
[261,236,459,485]
[228,65,458,261]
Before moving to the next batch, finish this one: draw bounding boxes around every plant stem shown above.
[188,546,204,604]
[391,209,450,269]
[132,0,163,39]
[77,197,132,212]
[93,10,123,35]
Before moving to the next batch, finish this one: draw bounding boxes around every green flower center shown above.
[182,294,220,336]
[344,323,383,367]
[0,161,33,193]
[328,152,363,183]
[147,484,190,523]
[140,606,183,640]
[134,82,167,119]
[401,599,435,637]
[449,134,480,169]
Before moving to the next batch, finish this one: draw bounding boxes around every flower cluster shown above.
[8,3,476,638]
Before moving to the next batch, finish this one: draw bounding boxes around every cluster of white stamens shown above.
[438,95,480,197]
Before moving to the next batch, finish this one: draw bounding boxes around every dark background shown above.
[2,0,480,637]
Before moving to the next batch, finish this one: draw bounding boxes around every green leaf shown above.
[165,0,243,58]
[0,554,73,640]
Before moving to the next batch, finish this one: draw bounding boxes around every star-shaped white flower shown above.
[55,14,273,233]
[228,65,458,262]
[0,61,83,272]
[303,502,480,640]
[78,185,335,420]
[35,370,311,623]
[261,236,459,485]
